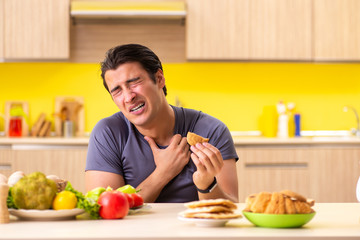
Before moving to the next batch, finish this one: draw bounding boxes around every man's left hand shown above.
[190,142,224,190]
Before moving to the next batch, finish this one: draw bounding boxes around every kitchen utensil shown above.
[54,97,84,137]
[63,120,74,138]
[31,113,46,137]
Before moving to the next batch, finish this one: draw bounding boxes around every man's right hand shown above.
[144,134,190,182]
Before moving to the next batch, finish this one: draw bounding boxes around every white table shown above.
[1,203,360,240]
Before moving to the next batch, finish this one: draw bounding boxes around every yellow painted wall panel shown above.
[0,63,359,134]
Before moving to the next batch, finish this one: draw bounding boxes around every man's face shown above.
[104,62,165,128]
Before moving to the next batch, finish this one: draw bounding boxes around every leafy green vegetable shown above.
[85,187,106,202]
[65,182,101,219]
[7,187,17,209]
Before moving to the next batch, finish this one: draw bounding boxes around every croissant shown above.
[244,190,315,214]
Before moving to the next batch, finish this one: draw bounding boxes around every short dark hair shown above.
[100,44,167,96]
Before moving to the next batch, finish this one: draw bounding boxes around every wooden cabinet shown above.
[69,0,186,63]
[313,0,360,61]
[0,0,4,59]
[236,145,360,202]
[236,147,311,202]
[0,146,13,177]
[186,0,249,60]
[186,0,311,60]
[12,147,87,193]
[309,147,360,202]
[4,0,70,60]
[187,0,359,61]
[0,142,87,193]
[249,0,312,60]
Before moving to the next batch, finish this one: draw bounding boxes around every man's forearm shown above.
[136,170,172,203]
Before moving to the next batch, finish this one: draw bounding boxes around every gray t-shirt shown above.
[86,105,238,203]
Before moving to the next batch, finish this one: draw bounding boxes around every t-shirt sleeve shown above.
[85,117,125,176]
[210,124,238,161]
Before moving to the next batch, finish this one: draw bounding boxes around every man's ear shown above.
[156,69,165,89]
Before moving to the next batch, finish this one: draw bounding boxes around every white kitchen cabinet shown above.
[314,0,360,61]
[186,0,250,60]
[4,0,70,60]
[12,147,87,193]
[249,0,312,60]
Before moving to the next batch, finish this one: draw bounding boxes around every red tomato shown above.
[97,191,129,219]
[124,193,134,208]
[130,193,144,208]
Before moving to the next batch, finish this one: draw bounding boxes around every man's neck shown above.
[136,104,175,146]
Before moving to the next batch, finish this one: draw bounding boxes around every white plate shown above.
[128,204,152,215]
[9,208,85,221]
[178,215,236,227]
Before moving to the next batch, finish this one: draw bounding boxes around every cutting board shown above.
[54,97,84,137]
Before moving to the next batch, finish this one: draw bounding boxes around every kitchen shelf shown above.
[70,1,187,19]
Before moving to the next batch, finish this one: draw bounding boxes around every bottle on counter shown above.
[261,105,278,138]
[276,101,288,138]
[287,103,296,137]
[294,113,301,137]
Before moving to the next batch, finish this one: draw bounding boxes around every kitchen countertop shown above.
[0,137,89,146]
[1,203,360,240]
[1,135,360,146]
[232,136,360,145]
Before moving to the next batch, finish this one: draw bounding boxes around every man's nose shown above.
[123,88,135,102]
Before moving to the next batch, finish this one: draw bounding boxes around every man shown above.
[86,44,239,203]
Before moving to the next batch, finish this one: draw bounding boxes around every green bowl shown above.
[243,211,316,228]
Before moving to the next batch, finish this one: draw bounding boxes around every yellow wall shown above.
[0,62,360,134]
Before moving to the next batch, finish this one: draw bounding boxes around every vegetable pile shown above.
[6,171,144,220]
[11,172,57,210]
[85,184,144,219]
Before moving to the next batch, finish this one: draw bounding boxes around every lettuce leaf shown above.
[7,187,17,209]
[65,182,101,219]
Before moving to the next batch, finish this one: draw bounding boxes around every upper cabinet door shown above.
[4,0,70,60]
[249,0,312,60]
[314,0,360,61]
[186,0,250,60]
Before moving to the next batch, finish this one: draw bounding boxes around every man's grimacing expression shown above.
[104,62,166,128]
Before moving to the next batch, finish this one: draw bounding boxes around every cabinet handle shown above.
[0,164,11,170]
[245,163,308,168]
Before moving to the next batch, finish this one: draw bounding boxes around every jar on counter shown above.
[9,117,22,137]
[8,106,28,137]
